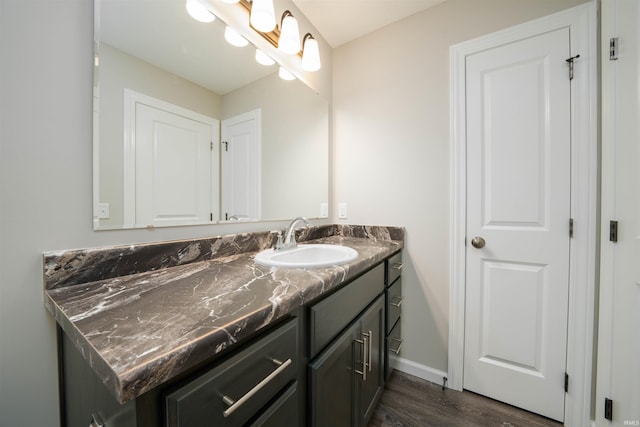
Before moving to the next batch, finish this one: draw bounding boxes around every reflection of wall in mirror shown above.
[97,44,221,228]
[222,73,329,220]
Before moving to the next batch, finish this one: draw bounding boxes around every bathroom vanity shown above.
[44,225,403,427]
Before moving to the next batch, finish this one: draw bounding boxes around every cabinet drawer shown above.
[165,318,298,427]
[385,318,402,381]
[386,277,402,334]
[309,263,384,358]
[385,251,403,286]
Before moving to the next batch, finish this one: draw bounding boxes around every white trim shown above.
[392,357,449,387]
[448,3,598,426]
[122,89,219,228]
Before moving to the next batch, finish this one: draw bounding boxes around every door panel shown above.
[480,261,546,373]
[358,296,384,427]
[464,27,571,421]
[135,103,214,227]
[221,110,261,221]
[309,321,357,427]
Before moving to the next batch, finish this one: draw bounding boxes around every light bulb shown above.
[250,0,276,33]
[221,0,240,3]
[278,12,300,54]
[224,26,249,47]
[279,67,295,81]
[255,49,275,66]
[185,0,215,23]
[302,34,321,71]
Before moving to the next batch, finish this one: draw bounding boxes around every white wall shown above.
[332,0,590,375]
[222,72,329,220]
[0,1,331,425]
[98,44,222,228]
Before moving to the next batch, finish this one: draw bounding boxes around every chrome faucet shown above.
[276,217,311,250]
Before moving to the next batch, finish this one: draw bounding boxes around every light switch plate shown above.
[338,203,348,219]
[320,203,328,218]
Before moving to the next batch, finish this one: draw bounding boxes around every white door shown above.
[135,102,216,227]
[221,110,261,221]
[597,1,640,425]
[464,27,571,421]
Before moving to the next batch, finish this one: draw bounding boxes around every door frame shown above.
[448,3,598,425]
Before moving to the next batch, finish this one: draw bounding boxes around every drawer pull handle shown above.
[390,297,403,308]
[222,357,292,417]
[89,413,104,427]
[390,338,403,355]
[391,262,404,271]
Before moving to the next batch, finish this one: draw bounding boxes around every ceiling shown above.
[97,0,449,95]
[292,0,449,48]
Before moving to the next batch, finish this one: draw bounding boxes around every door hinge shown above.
[222,141,228,152]
[564,372,569,393]
[210,212,213,221]
[604,398,613,421]
[565,55,580,80]
[609,220,618,242]
[210,141,213,151]
[569,218,574,238]
[610,37,618,60]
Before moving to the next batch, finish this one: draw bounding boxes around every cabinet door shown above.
[357,296,385,427]
[309,321,359,427]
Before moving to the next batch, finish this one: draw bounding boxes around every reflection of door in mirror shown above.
[122,90,220,228]
[221,110,261,222]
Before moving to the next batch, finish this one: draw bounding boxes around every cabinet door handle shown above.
[222,358,292,417]
[354,334,368,381]
[391,262,404,271]
[390,338,403,355]
[367,330,373,373]
[390,296,403,308]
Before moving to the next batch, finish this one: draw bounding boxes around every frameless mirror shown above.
[93,0,329,230]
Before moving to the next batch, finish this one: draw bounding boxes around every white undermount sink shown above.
[254,244,358,268]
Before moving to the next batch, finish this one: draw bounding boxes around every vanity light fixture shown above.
[249,0,276,33]
[278,11,301,54]
[185,0,215,23]
[301,33,321,71]
[255,48,275,66]
[278,66,296,81]
[224,26,249,47]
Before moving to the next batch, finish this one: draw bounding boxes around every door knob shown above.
[471,236,486,249]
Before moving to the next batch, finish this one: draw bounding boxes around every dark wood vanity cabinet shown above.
[385,251,403,380]
[308,264,385,427]
[59,256,401,427]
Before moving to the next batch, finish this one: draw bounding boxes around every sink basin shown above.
[254,244,358,268]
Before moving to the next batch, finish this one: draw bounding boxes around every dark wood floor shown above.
[368,371,563,427]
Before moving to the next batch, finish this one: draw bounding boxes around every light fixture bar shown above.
[238,0,303,58]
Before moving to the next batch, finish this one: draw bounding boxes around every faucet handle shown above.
[275,231,283,250]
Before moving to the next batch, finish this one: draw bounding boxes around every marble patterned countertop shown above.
[43,225,404,404]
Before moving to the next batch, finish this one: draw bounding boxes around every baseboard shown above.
[391,356,449,388]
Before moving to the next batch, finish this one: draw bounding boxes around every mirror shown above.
[93,0,329,230]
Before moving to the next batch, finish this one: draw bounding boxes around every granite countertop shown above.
[43,225,404,404]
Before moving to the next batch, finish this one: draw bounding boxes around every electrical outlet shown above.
[338,203,348,219]
[320,203,328,218]
[98,203,110,219]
